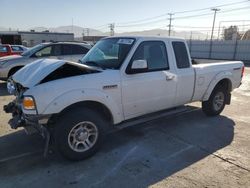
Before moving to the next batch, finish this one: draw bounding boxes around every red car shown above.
[0,44,27,57]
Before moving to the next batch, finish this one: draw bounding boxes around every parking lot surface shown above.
[0,68,250,188]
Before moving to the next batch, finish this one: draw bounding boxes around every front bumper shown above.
[4,94,52,157]
[3,101,51,135]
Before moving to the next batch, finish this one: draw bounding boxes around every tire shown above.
[202,86,227,116]
[54,107,108,161]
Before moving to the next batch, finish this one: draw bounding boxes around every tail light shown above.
[241,66,245,78]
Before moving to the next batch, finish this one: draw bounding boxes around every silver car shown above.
[0,42,92,80]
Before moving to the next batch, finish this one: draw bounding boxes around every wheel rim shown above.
[68,121,98,152]
[213,91,225,111]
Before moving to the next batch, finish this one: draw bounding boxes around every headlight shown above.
[7,79,16,95]
[23,96,36,110]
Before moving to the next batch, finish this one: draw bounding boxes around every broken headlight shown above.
[7,79,16,95]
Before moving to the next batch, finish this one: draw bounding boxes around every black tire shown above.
[202,86,227,116]
[54,107,108,161]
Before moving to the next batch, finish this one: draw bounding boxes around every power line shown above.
[116,5,250,28]
[173,0,249,14]
[116,18,167,27]
[173,6,250,20]
[117,14,168,25]
[116,0,249,26]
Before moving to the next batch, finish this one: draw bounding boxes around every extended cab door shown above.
[121,40,177,119]
[171,41,195,106]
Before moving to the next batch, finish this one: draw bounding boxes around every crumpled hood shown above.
[12,59,100,88]
[0,55,23,62]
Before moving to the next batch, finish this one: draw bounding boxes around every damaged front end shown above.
[4,79,27,129]
[4,79,51,156]
[4,79,49,135]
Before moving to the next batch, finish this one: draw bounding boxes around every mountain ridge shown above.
[0,25,208,39]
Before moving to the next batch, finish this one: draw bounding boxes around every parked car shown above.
[0,44,27,57]
[0,42,92,80]
[4,36,244,160]
[11,45,29,52]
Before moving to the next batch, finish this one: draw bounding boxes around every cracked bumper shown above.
[4,101,51,135]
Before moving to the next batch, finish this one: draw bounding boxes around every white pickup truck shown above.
[4,36,244,160]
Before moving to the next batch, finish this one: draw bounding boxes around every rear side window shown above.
[71,45,89,55]
[172,41,190,69]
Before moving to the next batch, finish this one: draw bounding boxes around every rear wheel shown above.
[54,107,108,161]
[202,86,227,116]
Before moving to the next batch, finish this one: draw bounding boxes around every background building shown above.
[0,30,74,47]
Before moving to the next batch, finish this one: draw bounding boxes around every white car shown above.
[0,42,92,80]
[4,36,244,160]
[11,45,29,52]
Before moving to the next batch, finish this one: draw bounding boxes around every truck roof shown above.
[104,36,185,41]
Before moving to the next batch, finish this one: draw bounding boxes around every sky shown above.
[1,0,250,34]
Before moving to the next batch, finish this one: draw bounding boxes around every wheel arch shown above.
[48,100,114,126]
[8,66,24,78]
[203,72,233,101]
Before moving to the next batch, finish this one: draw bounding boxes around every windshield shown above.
[21,44,44,56]
[80,38,135,69]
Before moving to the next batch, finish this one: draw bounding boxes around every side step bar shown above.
[115,105,199,130]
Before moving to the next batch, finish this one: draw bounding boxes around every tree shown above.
[223,26,240,40]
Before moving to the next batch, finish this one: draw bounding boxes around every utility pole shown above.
[209,8,220,58]
[109,23,115,36]
[210,8,220,41]
[168,13,174,36]
[86,28,90,36]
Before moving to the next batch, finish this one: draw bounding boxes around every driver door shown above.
[121,41,177,120]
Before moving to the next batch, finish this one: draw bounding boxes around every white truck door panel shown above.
[121,40,177,119]
[122,71,177,119]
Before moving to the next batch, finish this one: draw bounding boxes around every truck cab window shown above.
[172,41,190,69]
[131,41,169,72]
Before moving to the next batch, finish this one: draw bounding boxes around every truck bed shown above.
[192,60,243,102]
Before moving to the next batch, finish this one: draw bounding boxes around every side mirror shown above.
[128,59,148,74]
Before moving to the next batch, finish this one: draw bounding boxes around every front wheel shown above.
[54,107,108,161]
[202,86,227,116]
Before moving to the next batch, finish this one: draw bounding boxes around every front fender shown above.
[41,89,123,124]
[202,71,233,101]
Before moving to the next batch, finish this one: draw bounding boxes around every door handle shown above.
[166,75,175,81]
